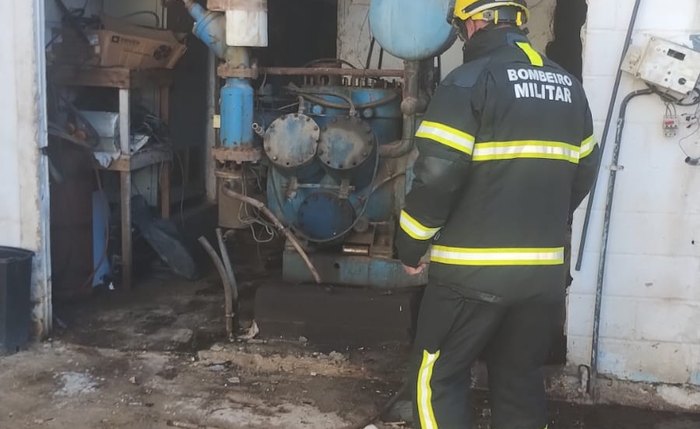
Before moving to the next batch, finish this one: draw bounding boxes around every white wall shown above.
[570,0,700,387]
[0,1,51,337]
[338,0,557,77]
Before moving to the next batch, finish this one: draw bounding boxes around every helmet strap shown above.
[451,18,469,42]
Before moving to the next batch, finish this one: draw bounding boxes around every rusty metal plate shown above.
[213,146,263,162]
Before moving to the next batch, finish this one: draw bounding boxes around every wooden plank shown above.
[118,89,130,153]
[105,150,173,172]
[49,66,175,89]
[50,66,131,88]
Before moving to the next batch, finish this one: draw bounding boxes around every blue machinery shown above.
[185,0,456,288]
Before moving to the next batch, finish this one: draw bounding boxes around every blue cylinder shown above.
[187,3,227,59]
[369,0,457,61]
[306,87,402,145]
[221,78,254,148]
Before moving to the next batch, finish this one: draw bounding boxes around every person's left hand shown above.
[403,263,427,276]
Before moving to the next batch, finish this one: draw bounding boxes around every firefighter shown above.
[395,0,601,427]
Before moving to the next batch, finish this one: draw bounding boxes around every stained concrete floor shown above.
[1,273,699,429]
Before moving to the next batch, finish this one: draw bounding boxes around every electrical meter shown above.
[623,36,700,99]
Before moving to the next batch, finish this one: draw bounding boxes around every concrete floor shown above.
[1,273,699,429]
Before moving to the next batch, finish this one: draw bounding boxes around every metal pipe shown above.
[198,236,235,339]
[575,0,643,271]
[216,228,238,303]
[365,37,376,69]
[380,114,417,158]
[380,61,421,158]
[221,185,322,284]
[588,88,654,399]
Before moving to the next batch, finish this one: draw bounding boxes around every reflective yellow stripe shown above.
[516,42,544,67]
[473,140,581,164]
[416,121,475,155]
[579,135,596,159]
[417,350,440,429]
[431,246,565,266]
[400,210,441,241]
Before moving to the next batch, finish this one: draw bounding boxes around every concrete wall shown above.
[0,1,51,337]
[570,0,700,390]
[338,0,700,395]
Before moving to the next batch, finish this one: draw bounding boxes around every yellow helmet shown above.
[451,0,529,26]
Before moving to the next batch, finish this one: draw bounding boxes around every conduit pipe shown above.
[588,88,654,399]
[198,236,235,339]
[575,0,643,270]
[380,60,423,158]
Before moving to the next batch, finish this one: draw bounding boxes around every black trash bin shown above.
[0,246,34,355]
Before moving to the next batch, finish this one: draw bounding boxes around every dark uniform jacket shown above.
[396,26,601,304]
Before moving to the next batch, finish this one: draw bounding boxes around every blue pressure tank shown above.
[369,0,457,61]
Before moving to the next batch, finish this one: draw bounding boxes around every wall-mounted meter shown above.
[623,37,700,99]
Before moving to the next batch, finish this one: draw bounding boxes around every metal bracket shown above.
[691,34,700,51]
[286,176,299,199]
[338,179,352,199]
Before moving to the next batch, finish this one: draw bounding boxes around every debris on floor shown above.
[1,275,699,429]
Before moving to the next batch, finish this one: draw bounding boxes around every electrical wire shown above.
[304,58,358,69]
[118,11,161,28]
[678,103,700,162]
[235,166,276,243]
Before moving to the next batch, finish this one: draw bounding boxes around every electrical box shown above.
[623,36,700,98]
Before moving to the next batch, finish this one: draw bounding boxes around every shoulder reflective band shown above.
[431,246,565,266]
[579,135,596,159]
[472,140,581,164]
[417,350,440,429]
[416,120,475,155]
[516,41,544,67]
[400,210,441,241]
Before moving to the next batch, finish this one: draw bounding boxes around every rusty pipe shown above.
[198,236,235,339]
[380,60,422,158]
[221,185,322,284]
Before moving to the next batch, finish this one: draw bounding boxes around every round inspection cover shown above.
[318,117,375,171]
[297,192,355,242]
[264,114,321,169]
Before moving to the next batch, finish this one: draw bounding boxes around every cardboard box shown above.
[54,16,187,70]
